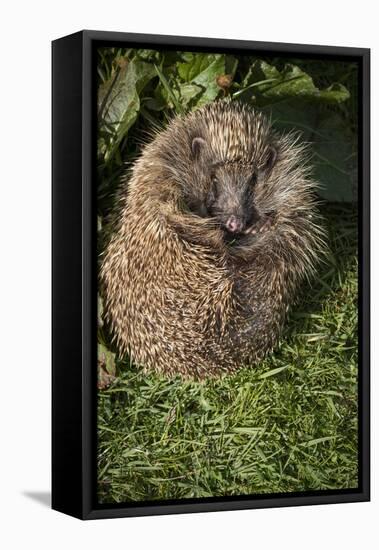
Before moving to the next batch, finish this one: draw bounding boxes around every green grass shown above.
[97,203,358,504]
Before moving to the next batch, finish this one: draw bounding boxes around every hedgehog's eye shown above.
[211,175,219,189]
[250,173,258,186]
[210,176,219,199]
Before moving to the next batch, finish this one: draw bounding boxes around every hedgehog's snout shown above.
[224,215,245,234]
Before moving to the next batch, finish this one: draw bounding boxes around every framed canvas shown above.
[52,30,370,520]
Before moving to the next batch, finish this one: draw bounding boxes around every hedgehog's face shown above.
[205,164,258,234]
[191,136,277,238]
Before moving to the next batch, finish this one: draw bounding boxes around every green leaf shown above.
[179,83,203,106]
[316,83,350,104]
[142,96,166,111]
[134,49,160,62]
[300,436,338,447]
[154,64,184,114]
[98,343,116,390]
[265,64,317,97]
[241,60,280,89]
[253,60,281,82]
[177,53,225,107]
[259,366,289,379]
[233,427,263,434]
[98,59,156,161]
[232,77,278,99]
[312,113,357,202]
[265,100,356,202]
[225,55,238,77]
[177,54,214,82]
[239,60,350,105]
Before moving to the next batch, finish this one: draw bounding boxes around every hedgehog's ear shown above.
[191,137,207,160]
[264,145,278,172]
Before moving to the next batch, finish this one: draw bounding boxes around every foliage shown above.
[97,47,358,215]
[96,48,359,503]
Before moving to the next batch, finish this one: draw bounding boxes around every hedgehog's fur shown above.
[100,100,326,379]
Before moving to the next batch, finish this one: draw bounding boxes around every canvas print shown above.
[96,46,358,504]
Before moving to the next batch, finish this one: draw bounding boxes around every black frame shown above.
[52,30,370,520]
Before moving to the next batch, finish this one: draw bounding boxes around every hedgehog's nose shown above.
[225,215,244,234]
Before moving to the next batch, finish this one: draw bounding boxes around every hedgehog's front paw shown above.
[245,211,275,235]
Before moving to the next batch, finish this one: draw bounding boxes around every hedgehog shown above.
[100,100,326,379]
